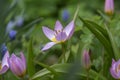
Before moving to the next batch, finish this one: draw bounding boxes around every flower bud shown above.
[110,59,120,79]
[82,50,91,70]
[8,52,26,78]
[104,0,114,15]
[9,30,17,40]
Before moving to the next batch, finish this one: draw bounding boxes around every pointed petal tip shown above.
[41,42,56,51]
[112,58,116,64]
[63,20,75,39]
[55,20,63,31]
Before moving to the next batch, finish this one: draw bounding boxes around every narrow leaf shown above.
[27,38,35,77]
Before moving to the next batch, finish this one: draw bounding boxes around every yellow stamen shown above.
[51,37,58,43]
[51,37,65,43]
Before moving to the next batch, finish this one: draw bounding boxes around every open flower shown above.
[110,59,120,79]
[104,0,114,15]
[8,52,26,78]
[41,20,74,51]
[0,51,9,74]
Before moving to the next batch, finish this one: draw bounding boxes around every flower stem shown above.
[0,75,4,80]
[73,4,80,21]
[61,43,66,63]
[58,43,66,63]
[20,75,28,80]
[86,70,89,80]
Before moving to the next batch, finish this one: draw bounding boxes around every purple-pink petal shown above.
[42,26,55,41]
[110,68,118,79]
[110,59,120,79]
[112,59,115,64]
[110,64,119,79]
[54,20,63,31]
[20,52,26,70]
[0,51,9,74]
[41,42,56,51]
[0,65,9,74]
[56,32,67,42]
[1,51,9,68]
[8,53,26,77]
[82,50,91,69]
[105,0,114,13]
[9,57,23,76]
[63,20,74,39]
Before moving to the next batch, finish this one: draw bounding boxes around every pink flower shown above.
[110,59,120,79]
[104,0,114,15]
[82,50,91,70]
[8,52,26,78]
[41,20,74,51]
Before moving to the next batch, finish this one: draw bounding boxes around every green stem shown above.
[62,43,66,62]
[86,70,89,80]
[58,43,66,63]
[73,4,80,21]
[20,77,26,80]
[0,75,4,80]
[102,47,104,75]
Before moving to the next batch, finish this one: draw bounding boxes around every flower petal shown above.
[63,20,74,39]
[105,0,114,13]
[56,32,67,42]
[112,59,116,64]
[110,66,119,79]
[82,50,90,69]
[1,51,9,68]
[42,26,55,41]
[41,42,56,51]
[8,54,25,77]
[20,52,26,70]
[54,20,63,31]
[0,65,9,74]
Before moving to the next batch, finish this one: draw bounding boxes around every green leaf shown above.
[79,17,114,58]
[85,20,108,38]
[104,24,120,60]
[27,38,35,77]
[97,10,110,22]
[79,17,114,79]
[32,63,107,80]
[35,61,58,76]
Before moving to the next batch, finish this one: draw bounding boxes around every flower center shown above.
[52,30,63,43]
[54,30,62,36]
[51,37,57,42]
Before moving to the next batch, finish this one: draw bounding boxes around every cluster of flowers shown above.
[1,0,115,79]
[41,0,117,79]
[0,46,26,78]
